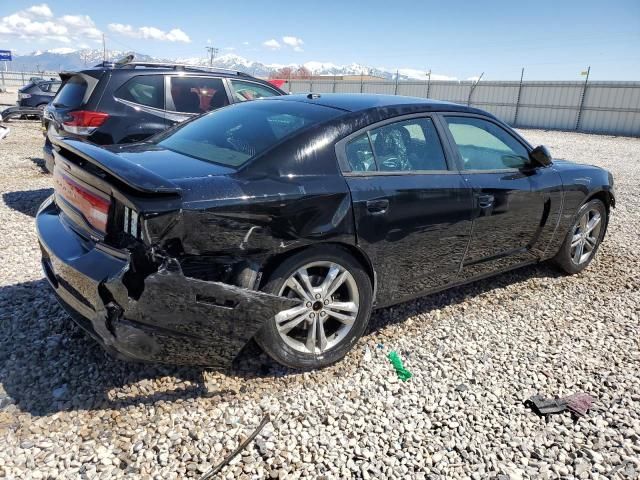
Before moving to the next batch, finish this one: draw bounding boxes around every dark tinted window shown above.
[445,116,529,170]
[345,133,376,172]
[169,77,228,113]
[370,118,447,171]
[115,75,164,109]
[54,76,87,108]
[156,100,341,167]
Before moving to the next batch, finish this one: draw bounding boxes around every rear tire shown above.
[553,199,607,274]
[255,246,373,370]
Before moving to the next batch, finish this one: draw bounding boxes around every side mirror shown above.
[530,145,552,167]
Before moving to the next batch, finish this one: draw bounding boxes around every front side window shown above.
[230,80,280,102]
[156,100,341,168]
[115,75,164,109]
[168,77,229,114]
[445,116,530,170]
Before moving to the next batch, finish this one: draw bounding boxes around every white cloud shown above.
[108,23,191,43]
[0,4,102,44]
[27,4,53,17]
[242,41,249,46]
[282,36,303,49]
[263,38,280,49]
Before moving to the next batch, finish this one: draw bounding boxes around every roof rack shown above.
[96,61,253,77]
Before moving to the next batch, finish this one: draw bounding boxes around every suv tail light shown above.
[62,110,109,135]
[53,170,111,232]
[18,93,32,99]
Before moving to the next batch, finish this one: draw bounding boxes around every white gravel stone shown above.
[0,111,639,478]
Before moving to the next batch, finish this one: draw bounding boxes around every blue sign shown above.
[0,50,12,61]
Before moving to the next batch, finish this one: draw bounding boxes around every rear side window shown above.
[168,77,229,113]
[230,80,280,102]
[345,134,376,172]
[50,83,61,94]
[344,117,447,172]
[54,76,87,108]
[115,75,164,109]
[156,100,341,168]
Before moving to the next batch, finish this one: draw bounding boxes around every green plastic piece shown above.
[387,351,412,381]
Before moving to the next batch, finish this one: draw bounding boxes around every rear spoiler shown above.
[55,139,182,195]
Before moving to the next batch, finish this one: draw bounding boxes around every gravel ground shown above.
[0,116,638,480]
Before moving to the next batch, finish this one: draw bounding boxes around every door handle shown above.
[477,194,494,209]
[366,199,389,215]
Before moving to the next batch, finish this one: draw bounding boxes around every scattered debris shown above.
[455,383,469,392]
[0,125,9,141]
[199,414,271,480]
[524,393,594,422]
[387,351,412,381]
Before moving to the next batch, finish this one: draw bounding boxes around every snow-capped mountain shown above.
[8,49,455,81]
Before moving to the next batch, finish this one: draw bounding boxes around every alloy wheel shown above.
[570,208,602,265]
[275,261,359,354]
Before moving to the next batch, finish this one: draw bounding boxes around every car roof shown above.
[266,93,485,114]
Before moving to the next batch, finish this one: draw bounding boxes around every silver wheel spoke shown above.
[319,264,341,297]
[325,308,356,325]
[573,240,584,263]
[326,271,349,298]
[317,318,328,351]
[327,301,358,313]
[579,214,588,231]
[286,276,312,302]
[586,214,601,234]
[571,234,582,248]
[275,304,308,324]
[306,317,317,352]
[277,312,308,334]
[297,268,315,299]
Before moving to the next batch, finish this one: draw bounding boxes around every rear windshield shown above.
[156,100,341,167]
[54,75,87,108]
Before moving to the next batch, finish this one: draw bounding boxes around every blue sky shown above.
[0,0,638,80]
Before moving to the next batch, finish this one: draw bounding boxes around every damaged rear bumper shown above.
[35,197,296,368]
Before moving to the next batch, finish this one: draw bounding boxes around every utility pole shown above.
[102,34,106,62]
[426,69,432,98]
[513,67,525,127]
[206,46,219,66]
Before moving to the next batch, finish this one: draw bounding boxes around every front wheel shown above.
[255,246,373,370]
[553,199,607,274]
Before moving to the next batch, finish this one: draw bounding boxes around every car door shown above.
[440,114,560,279]
[165,76,231,127]
[110,74,168,143]
[337,114,474,306]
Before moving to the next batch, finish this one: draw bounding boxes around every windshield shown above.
[156,100,342,168]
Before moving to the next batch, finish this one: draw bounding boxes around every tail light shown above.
[53,170,110,232]
[62,110,109,135]
[18,93,32,99]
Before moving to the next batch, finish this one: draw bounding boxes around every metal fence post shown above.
[0,70,4,89]
[21,71,25,84]
[467,72,484,106]
[575,66,591,131]
[394,69,399,95]
[332,78,336,93]
[426,70,431,98]
[513,68,525,127]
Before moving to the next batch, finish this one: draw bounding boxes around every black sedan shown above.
[18,80,61,109]
[36,94,615,370]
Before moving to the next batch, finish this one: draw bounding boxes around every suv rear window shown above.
[115,75,164,109]
[156,100,341,167]
[54,76,87,108]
